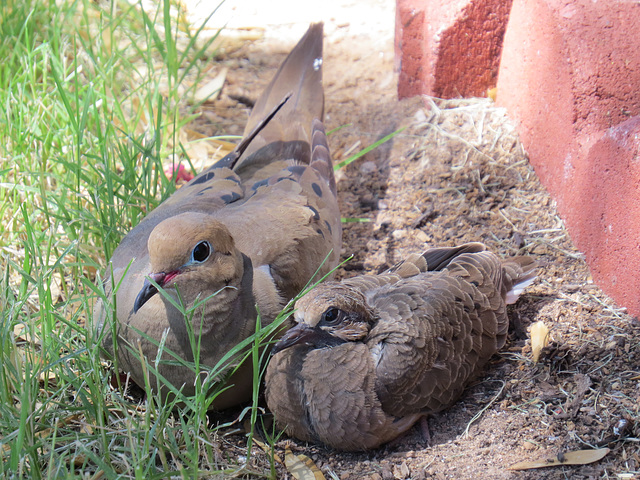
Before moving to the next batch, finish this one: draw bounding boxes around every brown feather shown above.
[265,243,537,450]
[94,23,341,410]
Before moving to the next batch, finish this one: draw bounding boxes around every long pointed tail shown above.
[237,23,325,167]
[502,257,537,304]
[433,244,537,305]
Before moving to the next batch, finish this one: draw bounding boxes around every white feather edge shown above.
[505,275,536,305]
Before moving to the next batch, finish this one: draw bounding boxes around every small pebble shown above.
[359,161,377,174]
[415,230,429,243]
[392,229,407,240]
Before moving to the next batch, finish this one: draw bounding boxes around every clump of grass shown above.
[0,0,281,477]
[0,1,385,475]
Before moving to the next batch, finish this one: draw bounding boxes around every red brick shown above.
[497,0,640,314]
[395,0,512,99]
[576,117,640,314]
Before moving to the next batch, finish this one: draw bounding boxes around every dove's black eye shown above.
[191,241,211,263]
[321,307,344,325]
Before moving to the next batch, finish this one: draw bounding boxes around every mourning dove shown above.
[265,243,536,450]
[94,23,341,409]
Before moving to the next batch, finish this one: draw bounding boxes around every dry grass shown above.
[329,96,640,478]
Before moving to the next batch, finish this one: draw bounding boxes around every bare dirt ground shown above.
[184,3,640,478]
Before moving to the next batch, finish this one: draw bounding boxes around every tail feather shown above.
[238,22,324,167]
[309,118,336,195]
[502,257,537,304]
[505,276,536,304]
[439,246,537,306]
[421,243,486,272]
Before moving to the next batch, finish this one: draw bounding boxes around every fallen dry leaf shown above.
[285,447,326,480]
[192,67,228,103]
[530,320,550,363]
[179,128,236,171]
[13,323,42,346]
[251,437,283,465]
[509,448,610,470]
[2,414,83,454]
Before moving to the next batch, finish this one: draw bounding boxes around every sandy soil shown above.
[181,2,640,478]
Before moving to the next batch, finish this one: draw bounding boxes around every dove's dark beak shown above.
[133,272,166,313]
[271,323,345,355]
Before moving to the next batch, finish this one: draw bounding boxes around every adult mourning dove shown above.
[94,23,341,409]
[265,243,536,451]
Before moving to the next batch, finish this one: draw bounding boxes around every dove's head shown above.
[133,212,244,313]
[271,283,374,354]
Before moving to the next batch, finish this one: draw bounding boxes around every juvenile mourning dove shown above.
[265,243,536,451]
[94,23,341,409]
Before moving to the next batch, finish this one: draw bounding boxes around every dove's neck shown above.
[229,253,261,337]
[192,253,258,345]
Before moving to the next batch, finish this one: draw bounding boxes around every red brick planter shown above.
[395,0,640,315]
[395,0,513,99]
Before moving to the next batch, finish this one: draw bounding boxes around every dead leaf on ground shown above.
[530,320,550,363]
[179,127,236,170]
[13,323,42,346]
[2,414,83,454]
[285,447,326,480]
[509,448,610,470]
[192,67,228,103]
[251,437,283,465]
